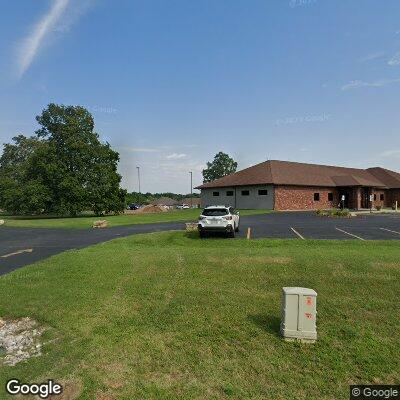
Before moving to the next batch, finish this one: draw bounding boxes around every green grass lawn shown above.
[0,209,268,229]
[0,233,399,399]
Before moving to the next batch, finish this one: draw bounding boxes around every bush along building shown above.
[196,160,400,210]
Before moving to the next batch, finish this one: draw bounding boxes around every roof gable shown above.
[197,161,273,189]
[367,167,400,189]
[196,160,394,189]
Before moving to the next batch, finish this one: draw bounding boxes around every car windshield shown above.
[202,208,228,216]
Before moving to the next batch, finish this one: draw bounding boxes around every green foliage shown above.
[125,191,200,206]
[316,208,351,217]
[125,192,152,205]
[0,135,49,214]
[202,151,237,183]
[0,104,125,216]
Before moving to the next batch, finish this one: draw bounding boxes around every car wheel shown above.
[235,223,239,232]
[199,231,206,238]
[228,228,235,238]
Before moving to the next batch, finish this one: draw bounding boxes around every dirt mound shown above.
[0,317,45,366]
[133,205,169,214]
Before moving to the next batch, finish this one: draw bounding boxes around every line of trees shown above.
[125,192,199,205]
[0,104,126,216]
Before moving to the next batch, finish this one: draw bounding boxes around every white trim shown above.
[291,227,305,240]
[335,227,365,240]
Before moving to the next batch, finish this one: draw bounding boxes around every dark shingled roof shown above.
[367,167,400,189]
[196,160,399,189]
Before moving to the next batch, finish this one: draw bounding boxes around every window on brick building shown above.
[314,193,320,201]
[258,189,268,195]
[226,191,234,196]
[213,191,219,197]
[374,194,376,201]
[380,194,384,201]
[241,190,250,196]
[328,192,333,201]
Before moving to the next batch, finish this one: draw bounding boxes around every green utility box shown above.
[280,287,317,343]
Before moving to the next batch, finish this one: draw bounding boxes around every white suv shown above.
[198,206,240,238]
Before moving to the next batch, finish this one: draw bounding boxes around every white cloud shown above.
[166,153,187,159]
[16,0,93,78]
[341,78,400,91]
[158,161,205,175]
[359,51,385,63]
[388,52,400,66]
[17,0,70,77]
[379,150,400,159]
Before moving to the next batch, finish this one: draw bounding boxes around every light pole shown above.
[136,166,141,194]
[189,171,193,208]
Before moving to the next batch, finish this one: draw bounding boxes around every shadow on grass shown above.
[248,314,281,337]
[185,231,232,240]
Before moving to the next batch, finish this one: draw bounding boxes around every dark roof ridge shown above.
[268,159,373,172]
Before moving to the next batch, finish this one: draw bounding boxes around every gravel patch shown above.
[0,317,45,366]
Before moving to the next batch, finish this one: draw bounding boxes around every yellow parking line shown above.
[380,227,400,236]
[1,248,33,258]
[290,227,305,240]
[335,227,365,241]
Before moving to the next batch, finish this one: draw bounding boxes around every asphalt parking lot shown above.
[1,212,399,275]
[235,211,400,240]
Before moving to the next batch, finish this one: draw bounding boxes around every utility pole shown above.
[189,171,193,208]
[136,166,141,193]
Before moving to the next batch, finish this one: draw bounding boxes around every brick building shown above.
[196,160,400,210]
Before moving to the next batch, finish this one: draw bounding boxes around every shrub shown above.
[333,209,351,217]
[316,208,350,218]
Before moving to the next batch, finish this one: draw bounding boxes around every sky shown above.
[1,0,400,193]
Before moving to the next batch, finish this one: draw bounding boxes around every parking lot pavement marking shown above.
[335,227,365,241]
[380,227,400,236]
[290,227,305,240]
[0,248,33,258]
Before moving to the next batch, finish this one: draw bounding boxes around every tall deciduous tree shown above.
[0,135,50,214]
[202,152,237,183]
[0,104,126,216]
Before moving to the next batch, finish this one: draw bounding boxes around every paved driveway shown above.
[1,212,400,275]
[0,221,185,276]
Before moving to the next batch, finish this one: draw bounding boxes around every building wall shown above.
[371,189,386,208]
[274,186,339,210]
[349,187,362,209]
[386,189,400,208]
[200,185,274,209]
[201,185,400,211]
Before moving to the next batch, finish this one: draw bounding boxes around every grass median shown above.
[0,209,269,229]
[0,232,399,399]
